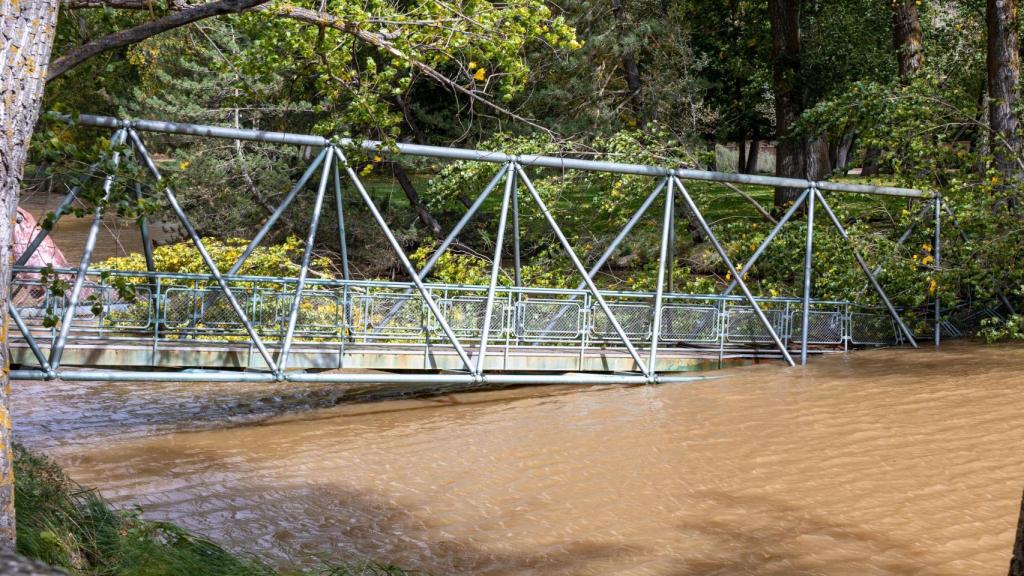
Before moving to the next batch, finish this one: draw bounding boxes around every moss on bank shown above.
[13,444,416,576]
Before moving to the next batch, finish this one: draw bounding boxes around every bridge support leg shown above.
[279,148,334,373]
[515,164,651,377]
[934,195,941,348]
[672,176,796,367]
[476,162,515,376]
[332,155,353,338]
[814,189,918,348]
[128,129,281,373]
[800,188,816,365]
[334,147,475,372]
[50,128,126,370]
[648,177,674,372]
[9,305,52,377]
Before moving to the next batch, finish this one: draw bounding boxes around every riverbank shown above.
[13,444,416,576]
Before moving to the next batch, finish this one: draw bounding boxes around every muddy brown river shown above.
[14,342,1024,575]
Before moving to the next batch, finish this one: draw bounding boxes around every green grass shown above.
[14,444,419,576]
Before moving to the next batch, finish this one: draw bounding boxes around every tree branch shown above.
[48,0,270,80]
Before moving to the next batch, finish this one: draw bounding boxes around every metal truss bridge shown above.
[7,114,960,386]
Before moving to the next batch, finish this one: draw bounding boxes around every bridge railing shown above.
[10,267,899,362]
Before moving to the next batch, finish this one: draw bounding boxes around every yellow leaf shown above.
[474,68,486,81]
[468,61,478,70]
[179,161,190,170]
[373,155,383,163]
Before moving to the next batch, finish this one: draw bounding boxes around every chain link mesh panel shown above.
[726,306,788,343]
[659,305,720,343]
[850,312,898,345]
[790,310,844,344]
[591,302,651,341]
[515,299,582,341]
[435,297,506,338]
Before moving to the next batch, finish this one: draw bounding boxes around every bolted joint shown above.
[45,369,58,381]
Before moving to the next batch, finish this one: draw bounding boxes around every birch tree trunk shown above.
[0,0,61,548]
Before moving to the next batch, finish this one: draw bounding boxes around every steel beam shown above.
[800,189,816,365]
[814,189,918,348]
[673,176,796,366]
[934,195,941,348]
[648,178,674,371]
[9,305,53,376]
[279,149,334,373]
[333,147,475,371]
[50,128,126,369]
[75,115,928,198]
[476,164,515,375]
[128,129,280,372]
[515,164,651,377]
[9,367,716,386]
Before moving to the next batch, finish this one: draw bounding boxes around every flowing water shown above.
[14,342,1024,575]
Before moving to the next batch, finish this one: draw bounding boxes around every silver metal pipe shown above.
[334,148,475,371]
[476,164,515,375]
[228,148,329,276]
[648,178,674,372]
[814,189,918,347]
[673,176,796,366]
[723,187,810,296]
[9,305,52,375]
[75,115,928,198]
[9,368,717,386]
[511,172,522,288]
[332,156,350,282]
[934,195,941,348]
[800,189,816,365]
[515,164,650,376]
[50,129,126,369]
[128,129,280,372]
[279,149,334,372]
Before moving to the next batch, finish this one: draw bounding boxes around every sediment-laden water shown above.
[14,342,1024,575]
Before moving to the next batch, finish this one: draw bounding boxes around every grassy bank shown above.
[13,444,416,576]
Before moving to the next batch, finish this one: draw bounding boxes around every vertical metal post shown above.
[723,187,810,296]
[227,148,329,276]
[334,147,475,371]
[814,189,918,348]
[673,176,796,366]
[667,188,676,294]
[933,195,941,348]
[800,188,816,365]
[128,129,280,372]
[332,157,350,282]
[511,171,522,288]
[476,163,515,375]
[515,164,650,376]
[279,148,334,373]
[50,128,126,369]
[648,178,674,374]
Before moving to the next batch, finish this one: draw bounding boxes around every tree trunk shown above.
[892,1,924,78]
[1011,489,1024,576]
[768,0,806,209]
[746,133,761,174]
[391,163,443,238]
[987,0,1021,200]
[610,0,644,121]
[0,0,61,548]
[737,138,748,174]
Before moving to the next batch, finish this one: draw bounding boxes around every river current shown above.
[14,342,1024,575]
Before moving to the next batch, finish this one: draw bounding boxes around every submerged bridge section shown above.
[8,114,953,386]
